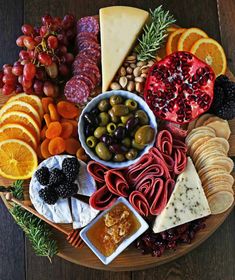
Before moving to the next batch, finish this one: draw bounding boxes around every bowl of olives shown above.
[78,90,157,168]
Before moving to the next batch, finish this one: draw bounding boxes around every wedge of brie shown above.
[153,157,211,233]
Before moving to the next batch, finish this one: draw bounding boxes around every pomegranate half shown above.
[144,51,215,124]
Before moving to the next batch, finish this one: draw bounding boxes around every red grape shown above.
[3,65,13,75]
[53,16,62,27]
[23,36,36,50]
[62,14,75,29]
[40,25,48,37]
[33,79,43,95]
[41,14,53,26]
[65,53,74,64]
[3,74,17,85]
[16,35,26,47]
[19,50,30,61]
[66,29,75,41]
[22,76,33,89]
[0,80,4,88]
[47,35,58,49]
[43,81,55,96]
[24,87,34,94]
[34,26,40,35]
[45,62,58,78]
[21,24,34,36]
[35,68,45,80]
[38,52,52,66]
[2,84,15,95]
[15,84,23,93]
[18,75,23,84]
[23,63,36,80]
[12,64,23,76]
[59,64,69,76]
[34,36,42,44]
[59,45,67,54]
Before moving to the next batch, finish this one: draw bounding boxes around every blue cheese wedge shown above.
[153,157,211,233]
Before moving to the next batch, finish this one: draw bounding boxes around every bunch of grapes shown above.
[0,14,76,96]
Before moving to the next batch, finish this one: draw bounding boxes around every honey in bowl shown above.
[86,202,141,257]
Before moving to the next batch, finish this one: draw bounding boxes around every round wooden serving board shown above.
[0,70,234,271]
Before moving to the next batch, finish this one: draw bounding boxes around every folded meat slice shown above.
[87,161,108,183]
[129,191,150,216]
[173,149,187,175]
[89,185,117,210]
[156,130,173,155]
[105,169,129,197]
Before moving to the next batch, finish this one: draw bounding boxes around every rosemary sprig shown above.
[136,5,176,61]
[8,180,58,262]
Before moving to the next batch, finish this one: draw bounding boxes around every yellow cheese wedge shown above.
[99,6,149,92]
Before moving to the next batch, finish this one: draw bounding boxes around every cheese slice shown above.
[153,157,211,233]
[99,6,149,92]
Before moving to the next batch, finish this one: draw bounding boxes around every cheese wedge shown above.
[153,157,211,233]
[99,6,149,92]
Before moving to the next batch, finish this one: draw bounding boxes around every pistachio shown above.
[140,73,147,78]
[130,63,136,69]
[126,67,133,74]
[118,66,126,76]
[141,66,149,74]
[126,74,134,80]
[135,82,144,93]
[119,76,128,88]
[110,82,121,90]
[127,81,135,92]
[137,61,147,67]
[135,76,145,83]
[133,66,141,77]
[148,60,155,66]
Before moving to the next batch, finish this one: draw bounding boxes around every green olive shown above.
[112,105,129,116]
[135,125,155,145]
[94,126,107,139]
[125,99,138,111]
[95,142,112,161]
[113,154,125,162]
[122,137,131,148]
[99,112,110,126]
[86,136,98,148]
[110,95,123,106]
[118,123,125,127]
[132,139,146,150]
[121,113,133,124]
[98,99,110,112]
[135,110,149,125]
[107,122,117,134]
[108,109,120,123]
[125,148,138,160]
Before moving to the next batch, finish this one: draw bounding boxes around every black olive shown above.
[126,117,139,133]
[109,144,128,154]
[91,107,100,116]
[100,134,114,145]
[83,112,95,124]
[84,124,95,137]
[114,126,126,139]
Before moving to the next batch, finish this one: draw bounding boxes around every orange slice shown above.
[0,123,37,150]
[7,93,43,119]
[166,28,186,55]
[0,100,41,125]
[0,111,40,141]
[177,27,208,51]
[0,139,38,179]
[190,38,227,76]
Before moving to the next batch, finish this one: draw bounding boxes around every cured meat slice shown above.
[104,170,129,197]
[77,16,99,35]
[73,63,101,84]
[129,191,150,217]
[64,77,90,104]
[79,49,101,64]
[89,185,117,210]
[74,73,96,91]
[173,149,187,175]
[149,178,168,216]
[76,32,98,43]
[78,40,101,52]
[157,130,173,155]
[87,161,108,183]
[73,57,96,70]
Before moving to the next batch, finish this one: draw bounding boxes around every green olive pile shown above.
[83,95,155,162]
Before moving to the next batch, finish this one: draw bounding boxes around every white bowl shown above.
[78,90,157,168]
[80,197,149,265]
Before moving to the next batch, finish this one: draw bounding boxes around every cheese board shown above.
[0,5,234,272]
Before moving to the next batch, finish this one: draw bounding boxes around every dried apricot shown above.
[48,137,65,155]
[57,101,80,119]
[76,147,89,162]
[65,138,81,154]
[61,119,78,137]
[60,122,73,139]
[44,114,51,127]
[45,121,62,139]
[40,125,47,140]
[48,103,60,121]
[40,138,51,159]
[42,97,54,114]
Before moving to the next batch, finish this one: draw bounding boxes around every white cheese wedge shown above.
[99,6,149,92]
[153,157,211,233]
[71,198,99,229]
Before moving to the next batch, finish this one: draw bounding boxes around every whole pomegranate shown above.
[144,51,215,124]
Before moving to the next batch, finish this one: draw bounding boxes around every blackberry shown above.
[62,157,80,182]
[48,168,66,186]
[35,167,50,186]
[216,100,235,120]
[210,85,225,112]
[215,75,229,86]
[224,82,235,97]
[39,187,58,204]
[55,182,78,198]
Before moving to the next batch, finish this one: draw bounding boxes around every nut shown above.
[147,60,155,66]
[135,82,144,93]
[126,55,137,63]
[140,73,147,79]
[135,76,145,83]
[130,63,136,69]
[110,82,121,90]
[127,81,135,92]
[118,67,126,76]
[126,67,133,74]
[119,76,128,88]
[133,66,141,77]
[137,61,147,67]
[141,66,149,74]
[126,74,134,80]
[123,62,129,67]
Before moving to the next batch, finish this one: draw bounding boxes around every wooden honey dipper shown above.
[5,192,84,249]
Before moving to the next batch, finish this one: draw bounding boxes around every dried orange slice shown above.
[0,111,40,141]
[0,123,37,150]
[7,93,43,119]
[0,100,41,125]
[190,38,227,76]
[177,27,208,51]
[166,28,186,55]
[0,139,38,179]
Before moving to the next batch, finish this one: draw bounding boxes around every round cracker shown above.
[197,156,234,173]
[195,113,214,128]
[205,184,234,198]
[206,120,231,140]
[198,165,227,177]
[186,129,216,148]
[201,170,232,185]
[203,173,234,186]
[207,191,234,215]
[187,118,197,133]
[204,180,234,194]
[188,136,213,157]
[203,116,225,126]
[195,151,226,170]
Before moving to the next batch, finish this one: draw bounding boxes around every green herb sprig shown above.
[7,180,58,262]
[136,6,176,61]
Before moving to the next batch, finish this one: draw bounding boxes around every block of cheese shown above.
[99,6,149,92]
[153,157,211,233]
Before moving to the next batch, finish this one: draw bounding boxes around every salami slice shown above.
[78,40,101,52]
[79,49,101,64]
[76,32,98,43]
[64,77,90,104]
[87,161,108,183]
[74,74,95,91]
[129,191,150,217]
[89,185,117,210]
[149,178,168,216]
[77,16,99,35]
[73,63,101,85]
[105,170,129,197]
[157,130,173,155]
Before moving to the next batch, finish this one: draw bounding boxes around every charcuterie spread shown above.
[0,4,234,267]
